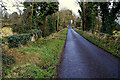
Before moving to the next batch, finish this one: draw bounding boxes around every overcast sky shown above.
[2,0,80,16]
[58,0,80,16]
[2,0,120,24]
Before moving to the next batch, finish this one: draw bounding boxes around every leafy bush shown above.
[5,34,31,48]
[4,29,42,48]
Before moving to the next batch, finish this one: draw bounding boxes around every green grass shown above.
[2,28,68,78]
[74,28,120,59]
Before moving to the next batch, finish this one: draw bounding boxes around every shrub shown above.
[5,34,31,48]
[4,29,42,48]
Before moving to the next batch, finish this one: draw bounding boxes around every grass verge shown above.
[74,28,120,59]
[2,28,68,78]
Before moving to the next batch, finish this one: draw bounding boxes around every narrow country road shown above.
[58,25,120,78]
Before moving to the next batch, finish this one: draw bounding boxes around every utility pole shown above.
[83,2,85,31]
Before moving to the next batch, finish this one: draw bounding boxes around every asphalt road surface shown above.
[58,25,120,78]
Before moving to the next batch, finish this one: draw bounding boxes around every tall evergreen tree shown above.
[99,2,120,34]
[23,1,59,30]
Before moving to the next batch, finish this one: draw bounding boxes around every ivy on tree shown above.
[23,2,59,30]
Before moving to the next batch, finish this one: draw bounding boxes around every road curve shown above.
[58,25,120,78]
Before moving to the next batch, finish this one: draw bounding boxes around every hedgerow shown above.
[3,29,42,48]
